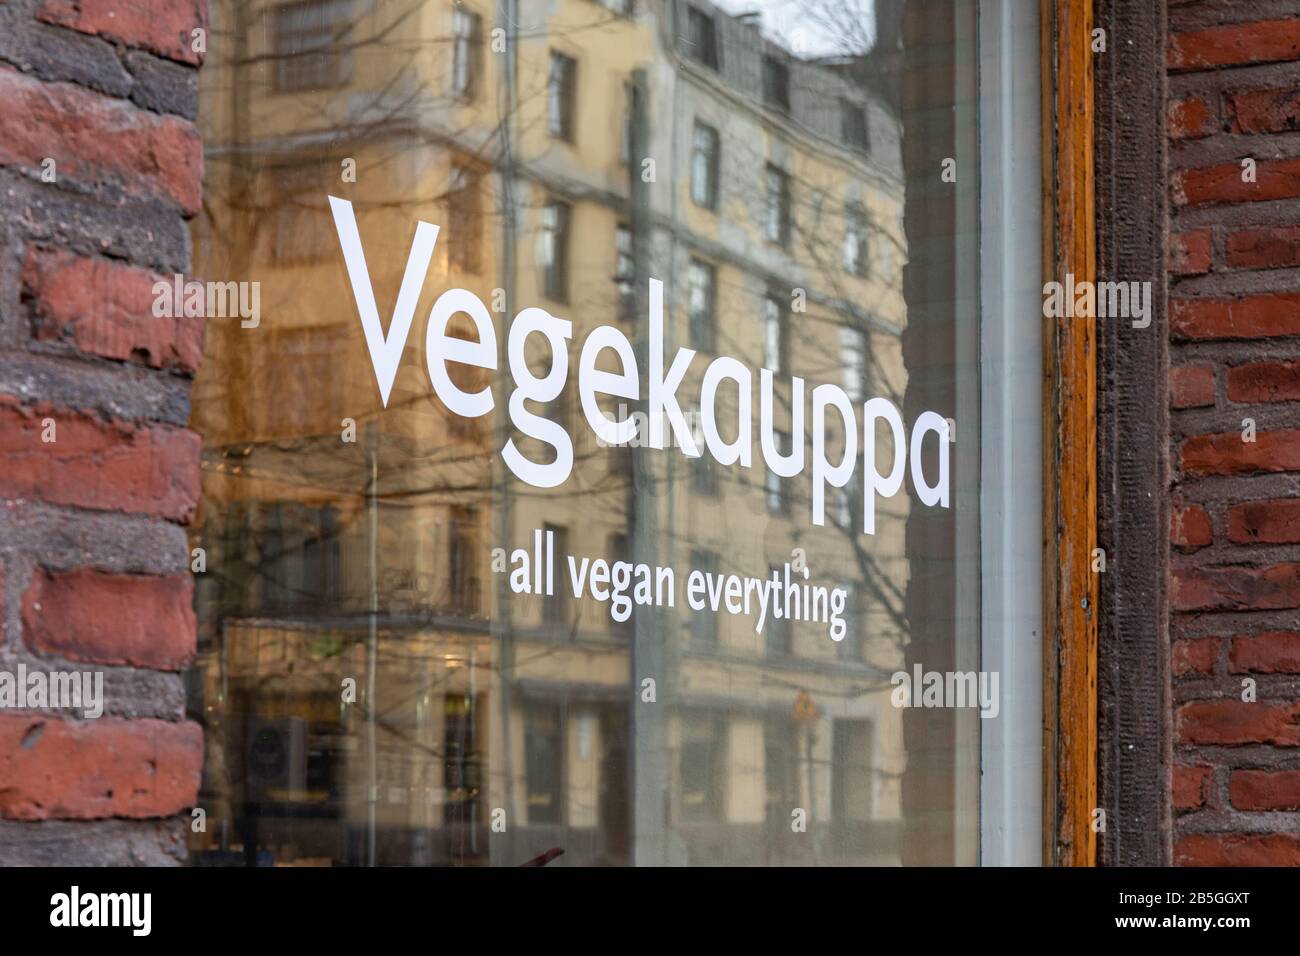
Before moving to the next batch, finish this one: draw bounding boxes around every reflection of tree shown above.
[192,0,912,867]
[792,0,877,57]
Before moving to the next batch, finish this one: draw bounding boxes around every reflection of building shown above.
[189,0,917,866]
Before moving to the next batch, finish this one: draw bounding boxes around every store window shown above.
[189,0,1040,867]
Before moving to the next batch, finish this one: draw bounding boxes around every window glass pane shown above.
[691,122,718,209]
[274,0,352,92]
[452,9,479,97]
[190,0,988,867]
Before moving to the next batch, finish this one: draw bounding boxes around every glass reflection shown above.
[188,0,979,866]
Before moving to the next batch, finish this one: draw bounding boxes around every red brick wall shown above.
[0,0,205,865]
[1168,0,1300,866]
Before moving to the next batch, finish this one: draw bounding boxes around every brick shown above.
[0,67,201,215]
[1170,364,1215,409]
[1171,563,1300,611]
[1180,429,1300,476]
[0,716,201,820]
[1178,699,1300,746]
[1173,764,1211,810]
[124,50,198,120]
[1169,230,1212,276]
[1228,360,1300,404]
[1168,94,1215,139]
[1173,157,1300,208]
[1174,637,1219,677]
[0,395,200,522]
[0,3,134,99]
[1227,87,1300,134]
[22,246,204,373]
[1171,503,1213,550]
[1227,226,1300,270]
[35,0,207,67]
[1176,833,1300,866]
[1171,293,1300,341]
[22,567,194,670]
[1231,631,1300,673]
[1169,19,1300,72]
[1226,499,1300,544]
[1230,769,1300,810]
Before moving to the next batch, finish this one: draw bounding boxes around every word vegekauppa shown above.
[331,197,951,537]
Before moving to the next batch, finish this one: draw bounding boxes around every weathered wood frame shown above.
[1041,0,1098,867]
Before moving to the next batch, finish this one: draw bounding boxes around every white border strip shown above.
[979,0,1044,866]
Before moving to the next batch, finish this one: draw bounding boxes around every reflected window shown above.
[689,549,718,645]
[680,715,723,821]
[835,483,854,530]
[274,0,352,92]
[840,326,868,402]
[690,121,720,210]
[843,205,868,277]
[301,506,340,606]
[541,200,571,303]
[543,524,570,631]
[272,163,333,263]
[764,164,791,247]
[447,162,482,274]
[765,719,797,823]
[609,533,632,636]
[444,694,482,827]
[451,8,481,99]
[766,436,790,516]
[763,55,791,114]
[841,98,869,153]
[448,506,479,615]
[524,703,562,824]
[763,291,787,372]
[836,583,861,661]
[687,258,716,352]
[615,223,635,318]
[832,720,874,848]
[685,6,719,71]
[766,565,791,656]
[548,52,577,142]
[621,83,634,166]
[692,451,719,496]
[876,222,897,277]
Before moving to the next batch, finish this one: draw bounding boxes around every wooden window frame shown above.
[1041,0,1097,867]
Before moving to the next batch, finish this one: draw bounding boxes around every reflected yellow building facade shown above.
[189,0,919,866]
